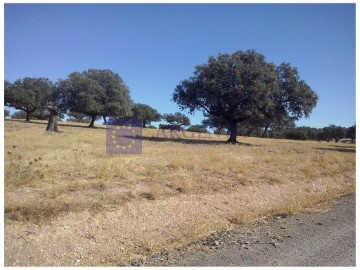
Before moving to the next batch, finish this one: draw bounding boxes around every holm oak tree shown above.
[58,69,133,127]
[173,50,318,143]
[5,77,54,122]
[132,103,162,128]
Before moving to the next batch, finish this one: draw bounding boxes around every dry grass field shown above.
[4,119,356,266]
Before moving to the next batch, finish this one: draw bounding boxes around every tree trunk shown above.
[25,111,31,122]
[89,114,97,128]
[262,124,269,138]
[46,103,60,132]
[247,128,253,137]
[25,108,36,122]
[227,122,238,144]
[103,116,107,125]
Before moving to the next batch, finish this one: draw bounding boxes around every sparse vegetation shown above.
[4,120,355,265]
[4,119,355,223]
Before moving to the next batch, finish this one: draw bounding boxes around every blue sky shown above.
[4,4,355,128]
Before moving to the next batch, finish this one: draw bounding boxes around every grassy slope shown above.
[4,120,356,265]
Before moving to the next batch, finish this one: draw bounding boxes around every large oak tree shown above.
[4,77,54,122]
[58,69,133,127]
[173,50,318,143]
[132,103,162,128]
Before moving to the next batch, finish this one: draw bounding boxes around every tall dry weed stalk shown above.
[5,145,48,187]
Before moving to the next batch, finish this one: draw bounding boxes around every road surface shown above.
[143,195,356,266]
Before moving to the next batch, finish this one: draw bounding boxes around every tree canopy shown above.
[132,103,162,128]
[202,116,228,134]
[66,111,101,123]
[346,124,356,142]
[5,77,54,121]
[186,125,209,133]
[173,50,318,143]
[163,112,191,126]
[11,111,27,119]
[58,69,133,127]
[322,125,346,143]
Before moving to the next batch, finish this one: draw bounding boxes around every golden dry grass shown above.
[3,119,356,266]
[4,119,355,224]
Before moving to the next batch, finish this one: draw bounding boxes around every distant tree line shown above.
[201,117,355,143]
[265,124,355,143]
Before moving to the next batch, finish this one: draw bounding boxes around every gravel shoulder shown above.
[144,194,356,266]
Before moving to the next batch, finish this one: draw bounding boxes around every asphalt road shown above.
[144,195,356,266]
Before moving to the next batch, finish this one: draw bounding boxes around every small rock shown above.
[316,222,324,225]
[129,259,144,266]
[276,214,288,219]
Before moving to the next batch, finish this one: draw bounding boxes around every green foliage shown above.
[11,111,27,119]
[173,50,318,143]
[186,125,209,133]
[5,78,54,121]
[58,69,133,127]
[66,111,94,123]
[322,125,346,143]
[31,109,51,120]
[10,109,63,121]
[283,129,308,140]
[163,112,191,126]
[264,125,352,142]
[202,116,228,133]
[132,103,162,128]
[346,125,356,142]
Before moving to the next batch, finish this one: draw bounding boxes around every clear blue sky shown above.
[4,4,355,128]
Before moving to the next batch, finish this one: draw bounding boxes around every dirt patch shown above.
[4,174,354,266]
